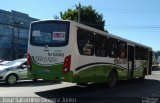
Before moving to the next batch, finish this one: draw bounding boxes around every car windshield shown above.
[3,59,26,67]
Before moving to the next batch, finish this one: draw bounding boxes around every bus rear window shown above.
[30,21,69,47]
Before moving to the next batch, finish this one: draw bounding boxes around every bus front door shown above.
[127,45,135,79]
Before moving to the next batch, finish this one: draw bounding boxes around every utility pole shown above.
[76,3,81,23]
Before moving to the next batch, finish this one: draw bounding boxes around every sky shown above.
[0,0,160,51]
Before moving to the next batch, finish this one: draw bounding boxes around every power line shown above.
[107,25,160,29]
[106,24,160,32]
[95,6,160,14]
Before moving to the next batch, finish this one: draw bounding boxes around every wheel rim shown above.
[8,75,17,84]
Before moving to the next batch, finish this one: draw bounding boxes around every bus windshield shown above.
[30,21,69,47]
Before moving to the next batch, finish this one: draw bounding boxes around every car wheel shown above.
[108,70,118,88]
[5,74,17,85]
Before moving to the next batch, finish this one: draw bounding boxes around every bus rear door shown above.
[127,45,135,79]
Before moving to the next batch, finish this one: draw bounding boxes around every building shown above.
[0,9,37,60]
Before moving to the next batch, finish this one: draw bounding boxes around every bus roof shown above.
[31,19,152,50]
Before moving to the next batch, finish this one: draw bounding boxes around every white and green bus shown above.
[27,20,152,87]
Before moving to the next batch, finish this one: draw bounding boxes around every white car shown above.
[0,61,10,65]
[0,58,28,85]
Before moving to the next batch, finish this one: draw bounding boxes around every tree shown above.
[60,3,106,31]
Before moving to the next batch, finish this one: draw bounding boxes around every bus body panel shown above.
[28,20,72,81]
[27,20,152,84]
[28,45,70,81]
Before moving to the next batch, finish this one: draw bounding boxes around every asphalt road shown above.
[0,71,160,103]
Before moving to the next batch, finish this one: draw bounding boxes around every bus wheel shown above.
[108,70,118,88]
[32,78,38,82]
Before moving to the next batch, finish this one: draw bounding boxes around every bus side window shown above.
[139,47,145,60]
[144,49,149,60]
[141,48,148,60]
[118,41,127,59]
[77,29,94,56]
[95,34,107,57]
[135,46,142,60]
[108,38,118,58]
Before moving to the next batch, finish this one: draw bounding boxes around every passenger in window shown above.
[120,48,126,58]
[112,44,117,57]
[101,44,106,56]
[111,51,114,56]
[77,40,84,54]
[96,45,101,56]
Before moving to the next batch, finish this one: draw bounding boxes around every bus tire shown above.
[77,83,88,86]
[108,70,118,88]
[32,78,38,82]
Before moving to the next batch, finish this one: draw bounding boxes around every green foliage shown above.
[60,4,106,31]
